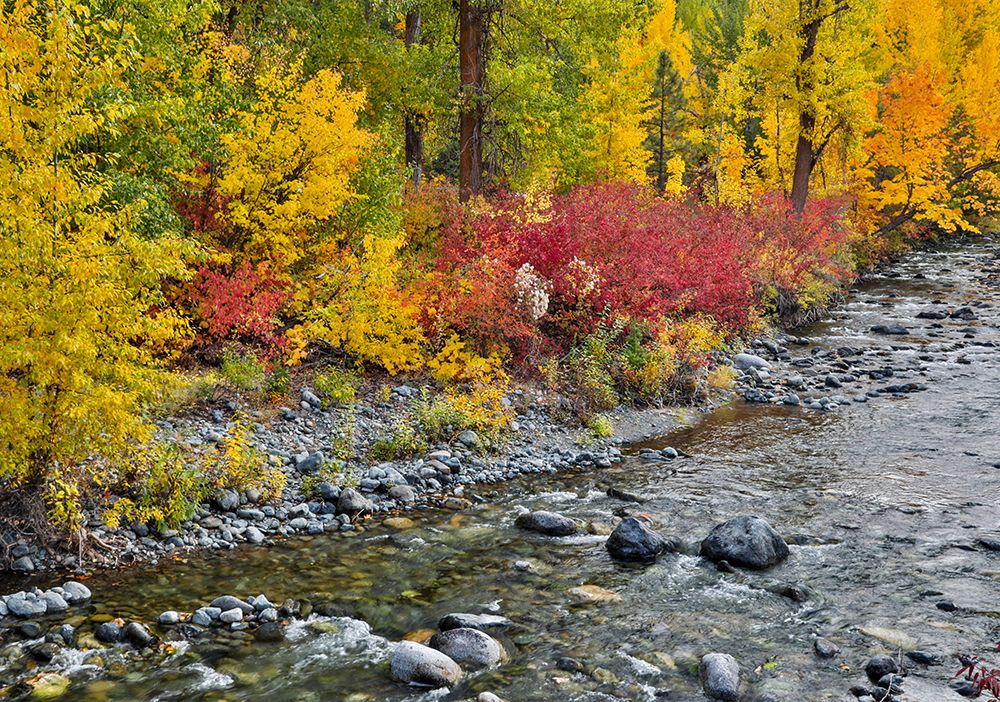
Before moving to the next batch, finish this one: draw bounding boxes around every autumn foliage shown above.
[0,0,998,538]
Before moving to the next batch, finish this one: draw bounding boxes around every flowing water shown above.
[4,237,1000,701]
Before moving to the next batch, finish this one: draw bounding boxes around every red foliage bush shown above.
[187,262,289,351]
[426,182,851,362]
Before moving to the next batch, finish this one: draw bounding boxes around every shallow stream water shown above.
[4,237,1000,701]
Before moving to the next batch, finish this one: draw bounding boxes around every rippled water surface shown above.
[5,238,1000,701]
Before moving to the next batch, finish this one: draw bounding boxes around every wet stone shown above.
[390,641,463,688]
[514,510,577,536]
[605,517,669,562]
[438,612,512,632]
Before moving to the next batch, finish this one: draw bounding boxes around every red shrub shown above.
[187,262,289,351]
[426,182,852,363]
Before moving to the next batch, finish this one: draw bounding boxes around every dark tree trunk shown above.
[459,0,485,200]
[789,1,822,213]
[404,9,424,188]
[790,111,815,213]
[656,86,667,194]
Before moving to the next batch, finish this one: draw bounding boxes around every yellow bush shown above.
[287,235,427,373]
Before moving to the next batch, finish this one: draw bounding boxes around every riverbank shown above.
[0,235,997,701]
[3,377,723,575]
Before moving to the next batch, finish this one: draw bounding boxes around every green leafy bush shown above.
[314,367,360,406]
[220,351,267,392]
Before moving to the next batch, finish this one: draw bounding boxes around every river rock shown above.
[568,584,621,604]
[865,654,899,683]
[61,581,91,603]
[159,611,180,625]
[210,595,254,614]
[27,672,69,700]
[6,593,47,618]
[478,694,504,702]
[219,607,243,624]
[430,627,504,668]
[124,622,155,649]
[246,526,265,544]
[337,488,373,516]
[439,612,511,632]
[94,621,123,644]
[606,517,668,562]
[871,324,909,335]
[700,652,740,700]
[255,622,285,642]
[700,515,789,569]
[390,640,463,687]
[813,637,840,658]
[214,489,239,511]
[458,430,480,448]
[734,353,771,371]
[514,510,577,536]
[191,607,221,626]
[40,591,68,613]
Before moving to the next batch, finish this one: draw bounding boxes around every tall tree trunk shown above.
[459,0,484,201]
[789,1,822,213]
[404,9,424,188]
[656,80,666,193]
[790,111,815,212]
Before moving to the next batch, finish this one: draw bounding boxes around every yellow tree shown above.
[581,0,692,183]
[859,0,1000,234]
[858,67,959,231]
[717,0,881,209]
[216,61,374,265]
[0,0,189,529]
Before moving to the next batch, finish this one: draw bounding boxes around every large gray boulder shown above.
[606,517,669,562]
[700,516,789,569]
[337,488,373,516]
[733,354,771,371]
[390,641,463,687]
[700,652,740,700]
[430,627,504,668]
[514,510,577,536]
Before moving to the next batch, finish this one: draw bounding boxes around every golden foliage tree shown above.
[0,0,189,529]
[216,61,375,265]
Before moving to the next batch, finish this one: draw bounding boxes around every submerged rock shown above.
[26,672,69,700]
[514,510,577,536]
[813,637,840,659]
[430,627,504,668]
[438,612,512,632]
[700,516,789,569]
[390,640,463,687]
[606,517,669,562]
[567,584,621,604]
[699,652,740,701]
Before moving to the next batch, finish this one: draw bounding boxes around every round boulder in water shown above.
[514,510,577,536]
[390,640,463,687]
[700,515,789,569]
[699,652,740,701]
[605,517,669,562]
[430,627,504,668]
